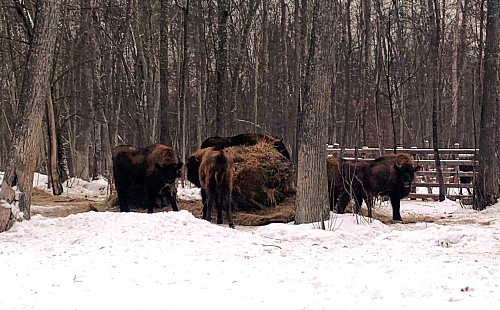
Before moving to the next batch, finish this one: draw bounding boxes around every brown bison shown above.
[327,157,372,217]
[200,133,291,159]
[200,136,232,150]
[328,154,420,222]
[326,157,346,212]
[112,144,183,213]
[188,147,235,228]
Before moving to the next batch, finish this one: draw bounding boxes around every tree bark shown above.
[0,0,63,221]
[428,0,446,201]
[295,0,329,225]
[475,0,500,210]
[45,90,63,195]
[215,0,228,136]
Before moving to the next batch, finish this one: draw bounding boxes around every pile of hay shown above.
[226,141,295,212]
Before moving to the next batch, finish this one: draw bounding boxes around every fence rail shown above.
[326,146,478,205]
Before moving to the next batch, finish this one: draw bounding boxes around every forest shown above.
[0,0,498,220]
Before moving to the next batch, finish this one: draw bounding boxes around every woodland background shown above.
[0,0,493,180]
[0,0,498,220]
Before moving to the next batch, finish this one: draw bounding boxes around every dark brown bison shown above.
[200,133,291,159]
[326,157,346,212]
[200,137,232,150]
[458,164,474,195]
[188,147,235,228]
[112,144,183,213]
[327,157,372,217]
[328,154,420,222]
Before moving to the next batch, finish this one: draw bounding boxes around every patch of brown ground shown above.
[31,189,486,227]
[31,188,102,218]
[95,193,295,226]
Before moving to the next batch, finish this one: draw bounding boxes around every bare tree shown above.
[215,0,229,136]
[1,0,63,221]
[428,0,446,201]
[475,0,500,210]
[45,91,63,195]
[295,0,329,225]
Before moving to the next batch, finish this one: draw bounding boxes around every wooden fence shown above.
[326,146,477,205]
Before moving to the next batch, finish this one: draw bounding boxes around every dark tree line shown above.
[0,0,498,222]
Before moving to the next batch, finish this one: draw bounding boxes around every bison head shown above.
[273,138,291,159]
[186,155,201,187]
[155,161,183,185]
[395,161,421,197]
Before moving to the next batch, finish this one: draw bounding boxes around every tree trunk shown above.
[232,0,260,135]
[179,1,190,179]
[295,0,329,225]
[160,0,171,146]
[215,0,228,136]
[0,0,63,221]
[475,0,500,210]
[340,0,352,155]
[45,90,63,195]
[428,0,446,201]
[253,29,259,132]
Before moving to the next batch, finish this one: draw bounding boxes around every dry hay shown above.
[225,141,295,212]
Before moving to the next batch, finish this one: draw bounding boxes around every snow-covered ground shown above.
[1,174,500,309]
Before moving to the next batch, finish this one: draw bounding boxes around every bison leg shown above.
[115,178,131,212]
[390,195,403,223]
[205,197,214,222]
[336,193,350,214]
[169,191,179,212]
[223,194,234,229]
[146,187,161,213]
[204,187,217,223]
[159,186,179,212]
[353,193,364,215]
[216,196,223,225]
[366,195,373,219]
[328,184,339,212]
[201,189,208,220]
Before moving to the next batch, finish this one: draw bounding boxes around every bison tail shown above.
[215,152,227,165]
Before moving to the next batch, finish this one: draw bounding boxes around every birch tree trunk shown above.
[0,0,63,222]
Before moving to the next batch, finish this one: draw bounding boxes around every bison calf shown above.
[112,144,183,213]
[188,147,235,228]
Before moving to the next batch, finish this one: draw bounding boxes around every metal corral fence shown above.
[326,145,477,205]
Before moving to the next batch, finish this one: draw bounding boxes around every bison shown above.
[458,164,474,195]
[112,144,183,213]
[326,157,346,212]
[328,154,420,222]
[327,157,372,217]
[200,136,232,150]
[200,133,291,159]
[188,147,235,228]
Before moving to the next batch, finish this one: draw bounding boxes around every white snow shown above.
[1,174,500,309]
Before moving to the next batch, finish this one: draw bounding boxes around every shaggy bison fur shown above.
[188,147,235,228]
[327,157,372,217]
[112,144,183,213]
[328,154,420,222]
[200,133,290,159]
[200,137,232,150]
